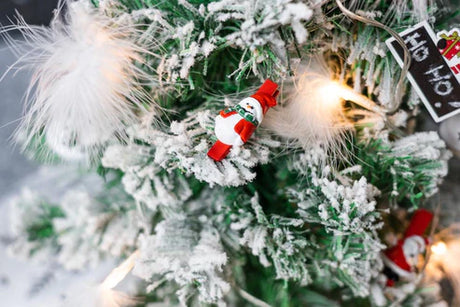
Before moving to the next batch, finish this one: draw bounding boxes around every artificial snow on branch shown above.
[354,131,451,206]
[2,0,457,306]
[133,215,229,305]
[8,185,141,271]
[103,109,280,188]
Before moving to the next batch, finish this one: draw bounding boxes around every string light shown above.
[431,241,448,256]
[317,81,386,115]
[425,238,460,304]
[335,0,411,114]
[316,81,344,109]
[100,250,140,290]
[95,250,141,307]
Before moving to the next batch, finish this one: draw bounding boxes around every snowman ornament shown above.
[381,209,433,287]
[208,79,279,162]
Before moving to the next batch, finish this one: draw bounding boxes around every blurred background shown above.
[0,0,58,197]
[0,2,118,306]
[0,0,57,25]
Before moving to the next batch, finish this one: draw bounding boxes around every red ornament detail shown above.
[383,209,433,286]
[207,79,279,162]
[438,30,460,60]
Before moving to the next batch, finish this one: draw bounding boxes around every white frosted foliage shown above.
[102,144,193,211]
[110,110,280,187]
[53,190,140,270]
[208,0,313,50]
[133,217,229,305]
[8,186,140,271]
[286,148,386,296]
[390,132,451,197]
[2,0,454,305]
[8,189,59,262]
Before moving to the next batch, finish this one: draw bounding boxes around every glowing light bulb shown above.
[317,82,344,109]
[431,241,448,256]
[316,81,385,115]
[100,250,140,290]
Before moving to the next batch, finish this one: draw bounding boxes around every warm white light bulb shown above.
[316,81,385,115]
[431,241,448,256]
[317,82,344,109]
[100,250,140,290]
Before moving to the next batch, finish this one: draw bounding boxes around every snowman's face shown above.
[238,97,263,124]
[402,236,426,267]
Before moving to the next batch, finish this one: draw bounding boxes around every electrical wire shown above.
[335,0,412,114]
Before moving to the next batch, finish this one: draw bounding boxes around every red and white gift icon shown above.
[437,29,460,75]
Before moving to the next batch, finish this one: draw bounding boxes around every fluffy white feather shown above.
[263,59,352,159]
[6,1,153,161]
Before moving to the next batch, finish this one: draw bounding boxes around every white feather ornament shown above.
[263,59,352,159]
[5,1,153,161]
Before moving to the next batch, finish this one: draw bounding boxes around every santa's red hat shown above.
[384,243,411,273]
[251,79,279,114]
[404,209,433,238]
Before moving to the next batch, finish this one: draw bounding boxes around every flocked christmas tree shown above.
[4,0,460,306]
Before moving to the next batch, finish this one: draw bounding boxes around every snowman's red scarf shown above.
[222,104,259,126]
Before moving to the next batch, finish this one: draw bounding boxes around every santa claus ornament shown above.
[382,209,433,287]
[208,79,279,162]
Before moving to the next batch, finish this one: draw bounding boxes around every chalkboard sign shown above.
[386,21,460,123]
